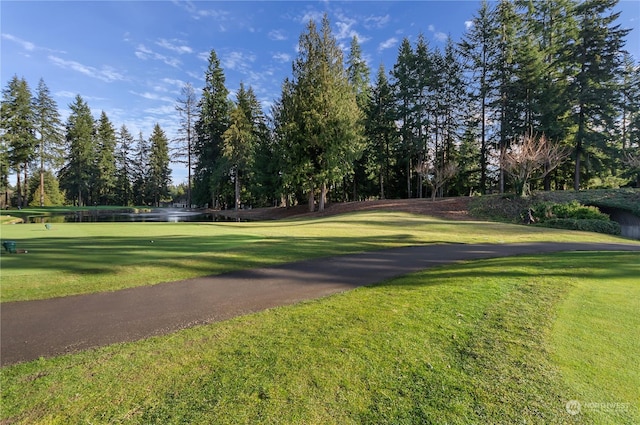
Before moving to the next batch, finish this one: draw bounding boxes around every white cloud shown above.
[222,50,256,71]
[161,78,187,89]
[1,33,35,51]
[130,91,174,103]
[156,38,193,54]
[364,14,390,29]
[135,44,181,68]
[378,37,398,52]
[55,90,77,98]
[299,10,324,24]
[268,29,287,41]
[48,55,126,82]
[434,32,448,42]
[334,12,369,43]
[428,24,448,43]
[173,0,229,21]
[144,104,176,115]
[465,20,474,30]
[273,52,291,63]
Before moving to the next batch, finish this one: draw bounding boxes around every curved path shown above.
[2,242,639,366]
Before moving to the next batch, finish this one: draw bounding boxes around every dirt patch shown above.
[213,197,473,222]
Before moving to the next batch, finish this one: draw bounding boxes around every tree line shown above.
[2,0,639,210]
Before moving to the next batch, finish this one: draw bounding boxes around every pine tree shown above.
[132,131,149,205]
[431,38,465,199]
[391,37,418,197]
[223,101,254,211]
[147,123,171,207]
[492,0,522,193]
[459,0,497,193]
[194,49,230,207]
[59,95,94,206]
[517,0,577,190]
[27,170,64,206]
[114,124,134,205]
[568,0,629,190]
[365,64,399,199]
[33,78,63,207]
[290,14,365,211]
[413,34,433,198]
[346,35,371,201]
[174,82,199,207]
[94,111,117,204]
[235,83,270,207]
[0,75,36,207]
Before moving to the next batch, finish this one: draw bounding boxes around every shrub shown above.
[550,200,610,220]
[544,218,621,235]
[530,200,609,221]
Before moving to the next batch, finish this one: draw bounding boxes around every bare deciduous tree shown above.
[417,160,458,201]
[501,134,570,197]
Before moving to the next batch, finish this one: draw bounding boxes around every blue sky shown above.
[2,0,639,185]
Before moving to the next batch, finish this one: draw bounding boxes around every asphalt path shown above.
[2,242,639,366]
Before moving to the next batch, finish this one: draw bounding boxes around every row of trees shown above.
[2,0,639,209]
[1,78,171,207]
[184,0,638,210]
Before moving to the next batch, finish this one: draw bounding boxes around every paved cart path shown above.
[2,242,639,366]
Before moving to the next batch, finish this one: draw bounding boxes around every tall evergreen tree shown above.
[59,95,94,206]
[413,34,434,198]
[114,124,134,205]
[492,0,521,193]
[33,78,63,207]
[94,111,117,204]
[459,0,497,193]
[223,101,254,211]
[568,0,629,190]
[518,0,577,190]
[132,131,150,205]
[174,82,199,207]
[147,123,171,207]
[365,64,399,199]
[346,35,372,201]
[0,75,36,207]
[391,37,418,197]
[431,38,465,198]
[235,83,270,207]
[194,49,230,207]
[290,14,365,211]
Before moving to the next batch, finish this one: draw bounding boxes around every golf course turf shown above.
[1,210,639,423]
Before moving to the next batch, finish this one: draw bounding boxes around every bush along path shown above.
[2,241,639,366]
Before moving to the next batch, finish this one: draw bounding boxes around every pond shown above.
[22,209,240,223]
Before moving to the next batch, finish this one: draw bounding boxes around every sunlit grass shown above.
[2,252,638,424]
[1,211,634,302]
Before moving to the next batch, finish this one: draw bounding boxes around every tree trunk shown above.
[16,170,22,208]
[40,140,45,207]
[406,159,412,198]
[307,184,314,213]
[234,167,240,212]
[319,182,327,212]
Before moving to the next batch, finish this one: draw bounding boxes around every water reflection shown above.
[24,209,241,223]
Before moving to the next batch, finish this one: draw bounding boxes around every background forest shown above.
[2,0,639,211]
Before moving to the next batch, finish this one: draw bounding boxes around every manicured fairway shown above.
[1,251,638,424]
[0,211,633,302]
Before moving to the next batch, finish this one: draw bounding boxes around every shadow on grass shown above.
[375,251,640,287]
[0,233,423,277]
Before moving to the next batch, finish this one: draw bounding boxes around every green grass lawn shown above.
[1,251,638,424]
[1,211,634,302]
